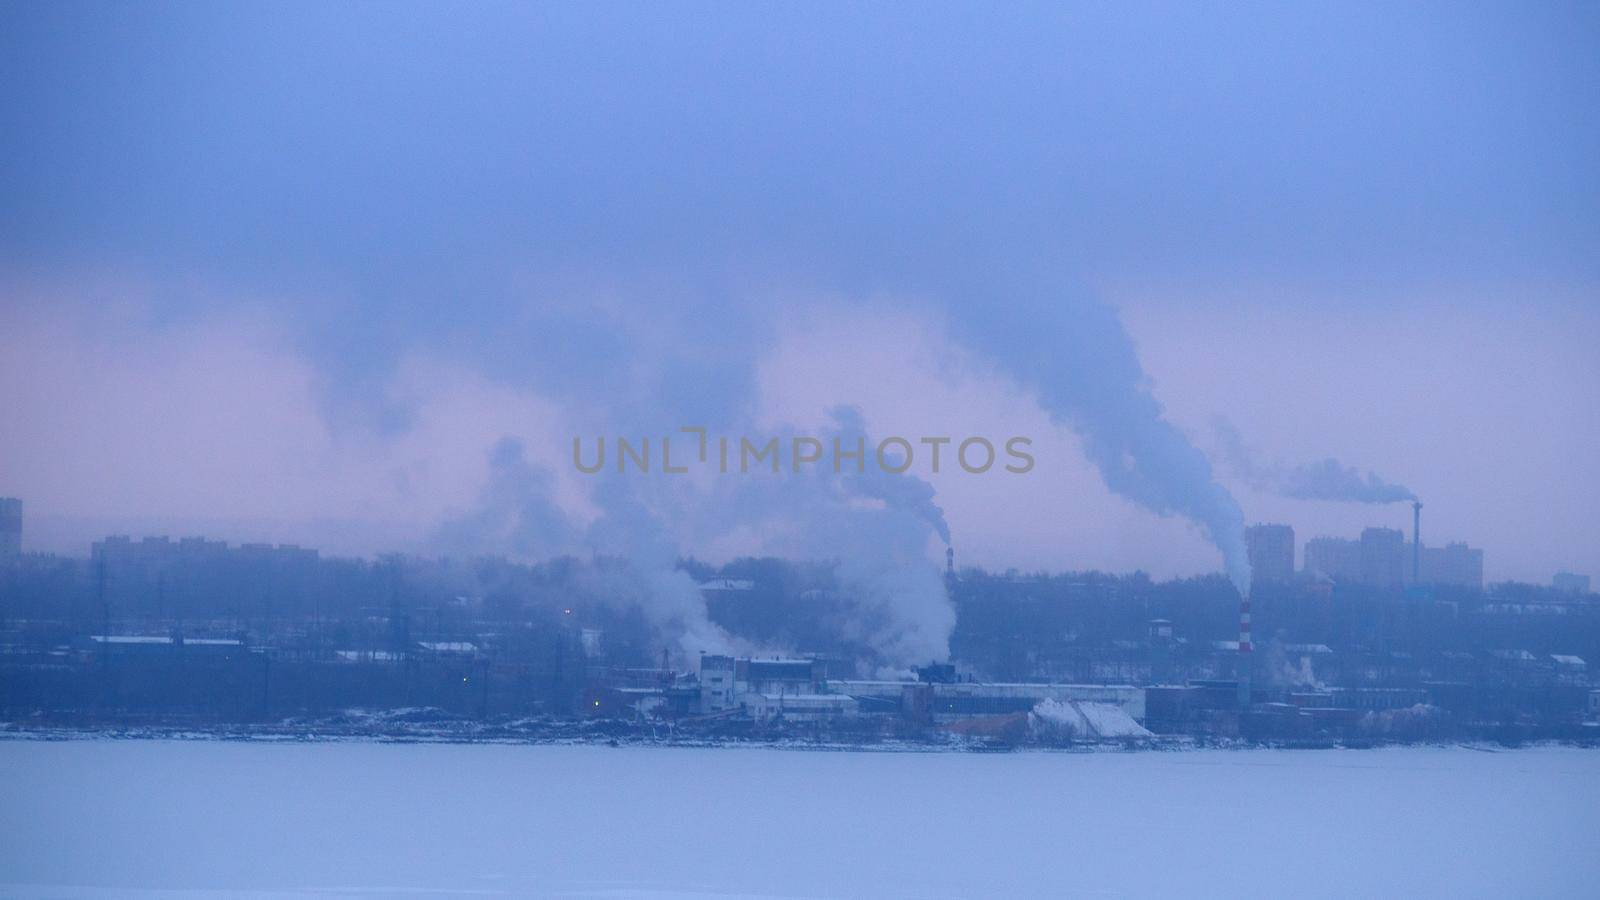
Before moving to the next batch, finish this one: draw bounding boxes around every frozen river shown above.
[2,740,1596,898]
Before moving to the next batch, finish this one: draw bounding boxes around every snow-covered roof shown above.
[89,635,242,646]
[1490,649,1537,661]
[335,650,402,662]
[698,577,755,592]
[1032,698,1152,739]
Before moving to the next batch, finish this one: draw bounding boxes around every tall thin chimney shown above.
[1412,501,1422,583]
[1237,590,1252,708]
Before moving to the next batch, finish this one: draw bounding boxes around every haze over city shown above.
[2,5,1597,582]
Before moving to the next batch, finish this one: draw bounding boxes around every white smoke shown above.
[433,437,576,558]
[433,437,741,666]
[569,559,743,663]
[1214,418,1416,504]
[433,408,956,668]
[694,407,956,670]
[949,289,1252,596]
[1262,639,1328,692]
[436,283,1255,661]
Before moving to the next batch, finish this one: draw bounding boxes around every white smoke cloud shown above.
[704,407,957,670]
[1214,417,1416,505]
[947,288,1252,596]
[6,275,1257,657]
[433,405,957,670]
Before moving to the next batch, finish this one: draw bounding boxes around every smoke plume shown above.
[1214,418,1416,504]
[434,438,741,664]
[433,407,957,668]
[949,289,1252,597]
[433,437,576,558]
[436,280,1255,662]
[681,407,955,671]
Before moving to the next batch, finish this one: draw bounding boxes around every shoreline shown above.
[5,719,1597,754]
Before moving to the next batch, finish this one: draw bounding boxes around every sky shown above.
[1,2,1597,584]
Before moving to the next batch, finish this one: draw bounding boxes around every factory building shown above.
[80,634,248,659]
[699,653,738,711]
[743,693,859,722]
[1245,524,1295,584]
[824,680,1144,724]
[697,654,829,714]
[696,655,1145,724]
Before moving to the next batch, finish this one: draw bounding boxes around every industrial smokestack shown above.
[1237,591,1252,709]
[1412,501,1422,583]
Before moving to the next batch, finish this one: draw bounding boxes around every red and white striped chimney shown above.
[1237,592,1253,709]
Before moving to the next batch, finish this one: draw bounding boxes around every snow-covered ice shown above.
[1,740,1596,898]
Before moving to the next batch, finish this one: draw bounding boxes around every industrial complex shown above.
[1,495,1597,746]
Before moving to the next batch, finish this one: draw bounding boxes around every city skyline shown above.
[3,4,1597,584]
[0,493,1554,594]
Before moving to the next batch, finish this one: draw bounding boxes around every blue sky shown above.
[2,2,1597,582]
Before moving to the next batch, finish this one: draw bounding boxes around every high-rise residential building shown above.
[1245,524,1296,584]
[1553,572,1591,595]
[1359,527,1406,588]
[1402,540,1486,590]
[1427,542,1483,590]
[0,498,20,557]
[1310,526,1485,591]
[89,535,316,581]
[1304,536,1361,581]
